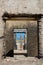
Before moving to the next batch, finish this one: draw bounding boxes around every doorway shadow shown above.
[6,50,14,57]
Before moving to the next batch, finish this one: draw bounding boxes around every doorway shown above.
[2,13,39,57]
[14,29,27,54]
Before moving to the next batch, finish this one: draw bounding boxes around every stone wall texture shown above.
[4,20,37,57]
[0,0,43,59]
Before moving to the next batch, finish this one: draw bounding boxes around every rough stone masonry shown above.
[0,0,43,59]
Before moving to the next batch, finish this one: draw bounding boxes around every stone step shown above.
[14,50,27,53]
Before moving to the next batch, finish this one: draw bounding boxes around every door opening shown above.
[14,29,27,54]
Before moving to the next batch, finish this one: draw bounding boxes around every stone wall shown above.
[4,19,38,56]
[0,0,43,59]
[39,18,43,56]
[27,21,38,56]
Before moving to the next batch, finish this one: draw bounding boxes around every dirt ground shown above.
[0,55,43,65]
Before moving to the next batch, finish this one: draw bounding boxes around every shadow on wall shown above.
[27,22,38,56]
[4,26,15,57]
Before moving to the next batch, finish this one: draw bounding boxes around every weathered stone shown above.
[0,0,43,59]
[39,18,43,56]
